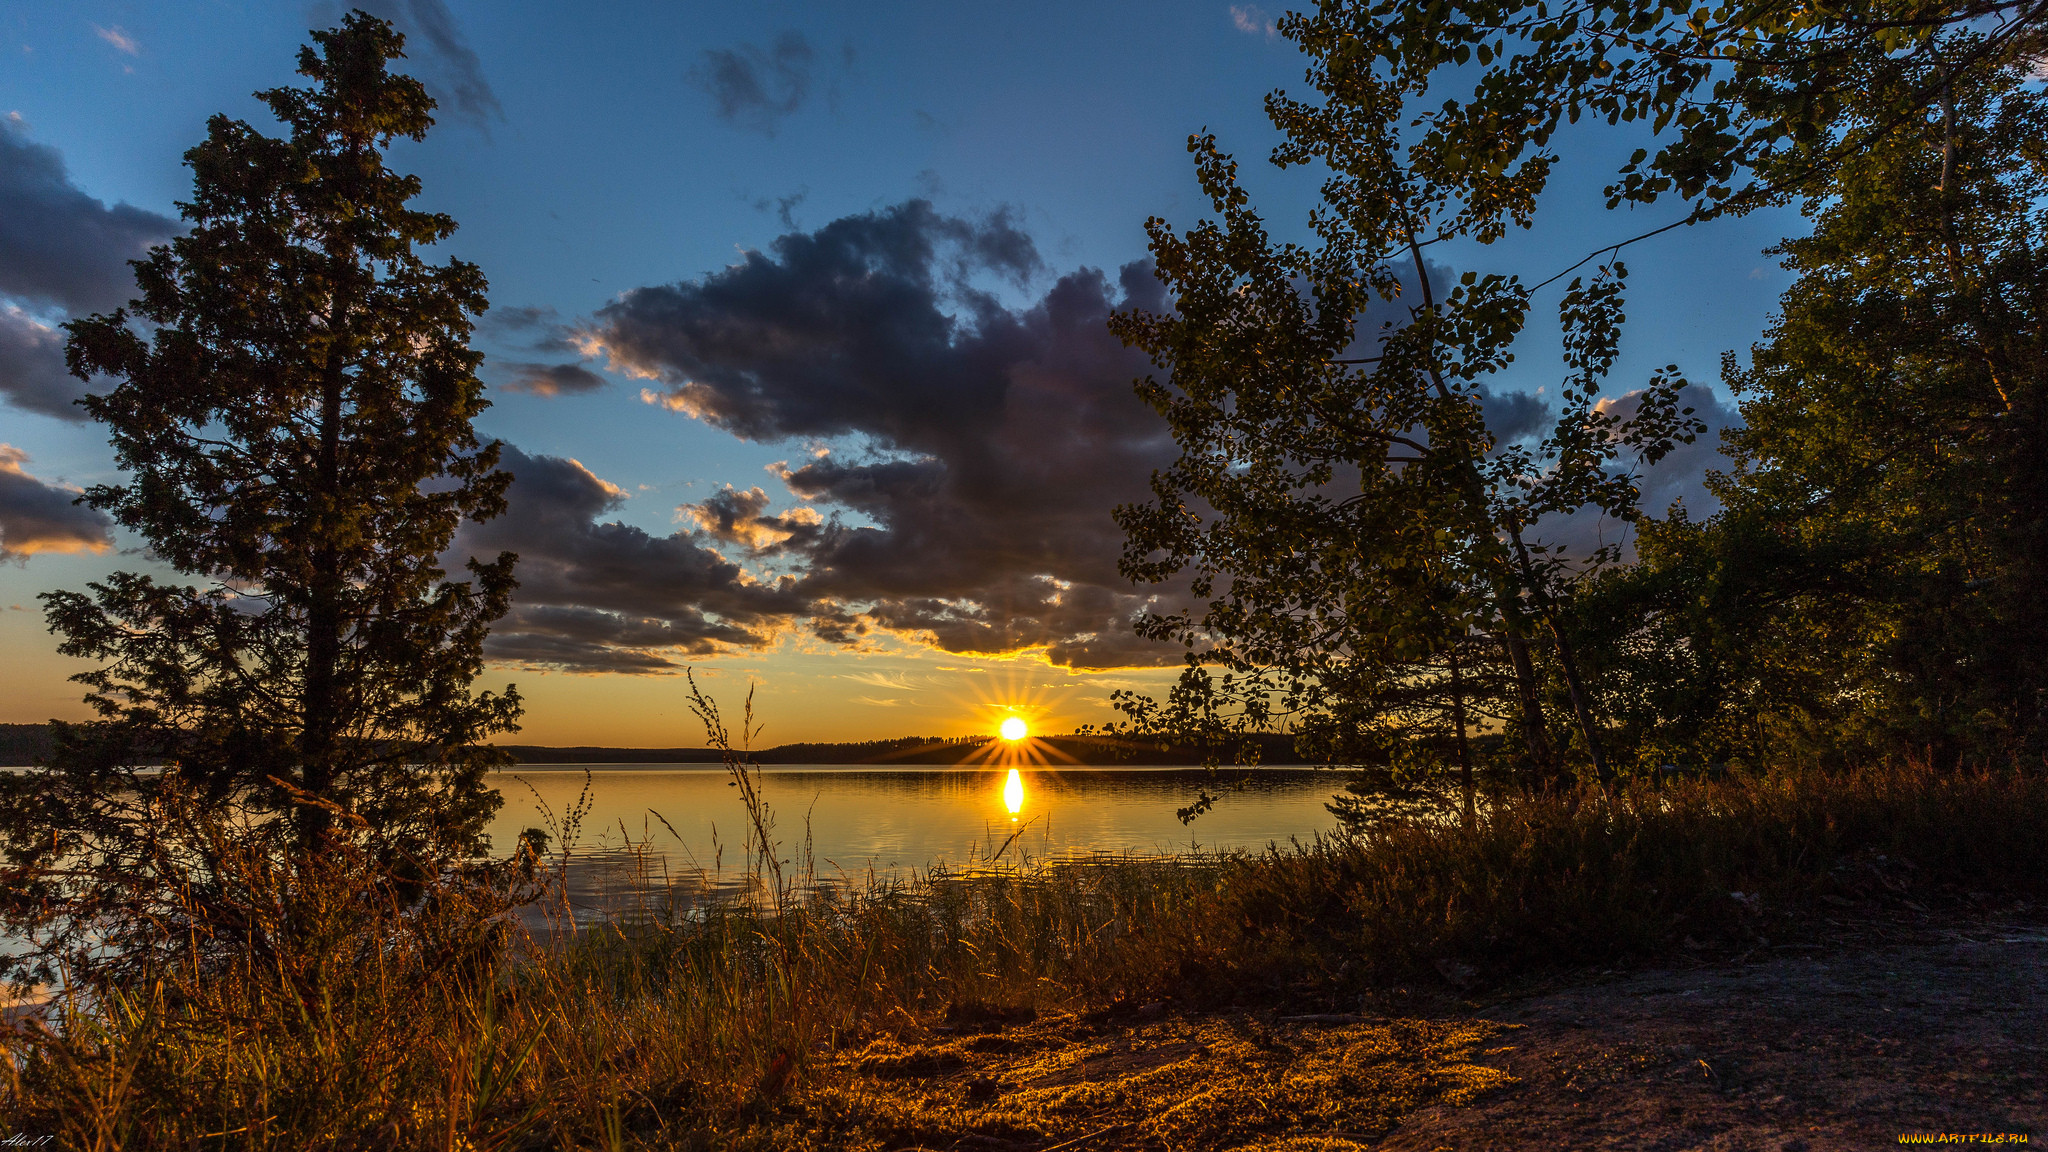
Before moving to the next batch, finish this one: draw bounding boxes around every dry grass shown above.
[776,1012,1516,1152]
[3,760,2043,1149]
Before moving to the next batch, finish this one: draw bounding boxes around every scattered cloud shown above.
[747,189,808,229]
[841,670,923,690]
[485,304,561,335]
[0,444,112,561]
[1229,5,1277,36]
[479,306,605,397]
[480,303,580,355]
[497,360,607,397]
[679,485,820,550]
[311,0,501,128]
[690,32,820,135]
[92,24,139,55]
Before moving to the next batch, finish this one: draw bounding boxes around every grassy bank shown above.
[5,761,2045,1150]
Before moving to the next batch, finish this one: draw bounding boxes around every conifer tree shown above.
[0,11,521,915]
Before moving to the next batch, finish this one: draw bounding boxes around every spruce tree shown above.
[0,11,521,916]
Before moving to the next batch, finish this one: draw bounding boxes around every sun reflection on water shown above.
[1002,768,1023,818]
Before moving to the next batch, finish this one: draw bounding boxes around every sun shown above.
[999,715,1028,741]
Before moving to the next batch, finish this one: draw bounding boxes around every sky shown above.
[0,1,1805,747]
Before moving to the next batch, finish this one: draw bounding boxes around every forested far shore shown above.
[498,732,1309,766]
[0,723,55,768]
[0,723,1308,768]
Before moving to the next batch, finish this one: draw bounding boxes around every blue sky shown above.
[0,1,1801,745]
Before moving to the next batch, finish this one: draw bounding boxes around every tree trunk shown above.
[1508,526,1612,786]
[299,290,350,848]
[1497,625,1563,788]
[1448,639,1477,829]
[1397,218,1571,791]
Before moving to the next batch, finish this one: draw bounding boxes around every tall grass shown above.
[4,760,2043,1149]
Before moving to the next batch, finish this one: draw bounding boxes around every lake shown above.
[487,763,1352,921]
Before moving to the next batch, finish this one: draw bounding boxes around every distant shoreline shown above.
[0,724,1307,769]
[494,733,1309,767]
[497,762,1331,773]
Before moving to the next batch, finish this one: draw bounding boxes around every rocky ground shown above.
[776,908,2045,1151]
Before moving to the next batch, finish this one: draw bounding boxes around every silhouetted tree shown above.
[0,11,521,955]
[1110,93,1697,797]
[1580,43,2048,767]
[1110,0,2048,790]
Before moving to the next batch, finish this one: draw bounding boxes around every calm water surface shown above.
[487,764,1349,918]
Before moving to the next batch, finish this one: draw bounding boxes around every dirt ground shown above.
[1375,912,2047,1151]
[785,909,2045,1151]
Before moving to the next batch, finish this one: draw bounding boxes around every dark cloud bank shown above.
[464,201,1730,675]
[457,448,810,674]
[0,115,178,421]
[0,446,111,561]
[458,201,1191,673]
[0,118,166,559]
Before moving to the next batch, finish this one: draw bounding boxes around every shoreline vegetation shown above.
[5,758,2042,1149]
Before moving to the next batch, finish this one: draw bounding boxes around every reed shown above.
[3,759,2042,1149]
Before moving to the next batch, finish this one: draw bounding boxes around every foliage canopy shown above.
[1109,0,2048,803]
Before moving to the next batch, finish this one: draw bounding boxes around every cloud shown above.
[1480,386,1552,443]
[748,189,808,229]
[479,303,581,357]
[0,115,176,315]
[0,116,178,420]
[535,202,1729,672]
[451,446,811,674]
[496,360,607,397]
[593,201,1042,441]
[691,32,819,135]
[480,307,602,397]
[1229,5,1277,36]
[1594,383,1742,517]
[579,201,1190,670]
[485,207,1634,674]
[487,304,557,331]
[679,485,820,550]
[841,670,923,690]
[0,306,85,421]
[312,0,501,128]
[92,24,139,55]
[1529,383,1743,563]
[0,444,112,560]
